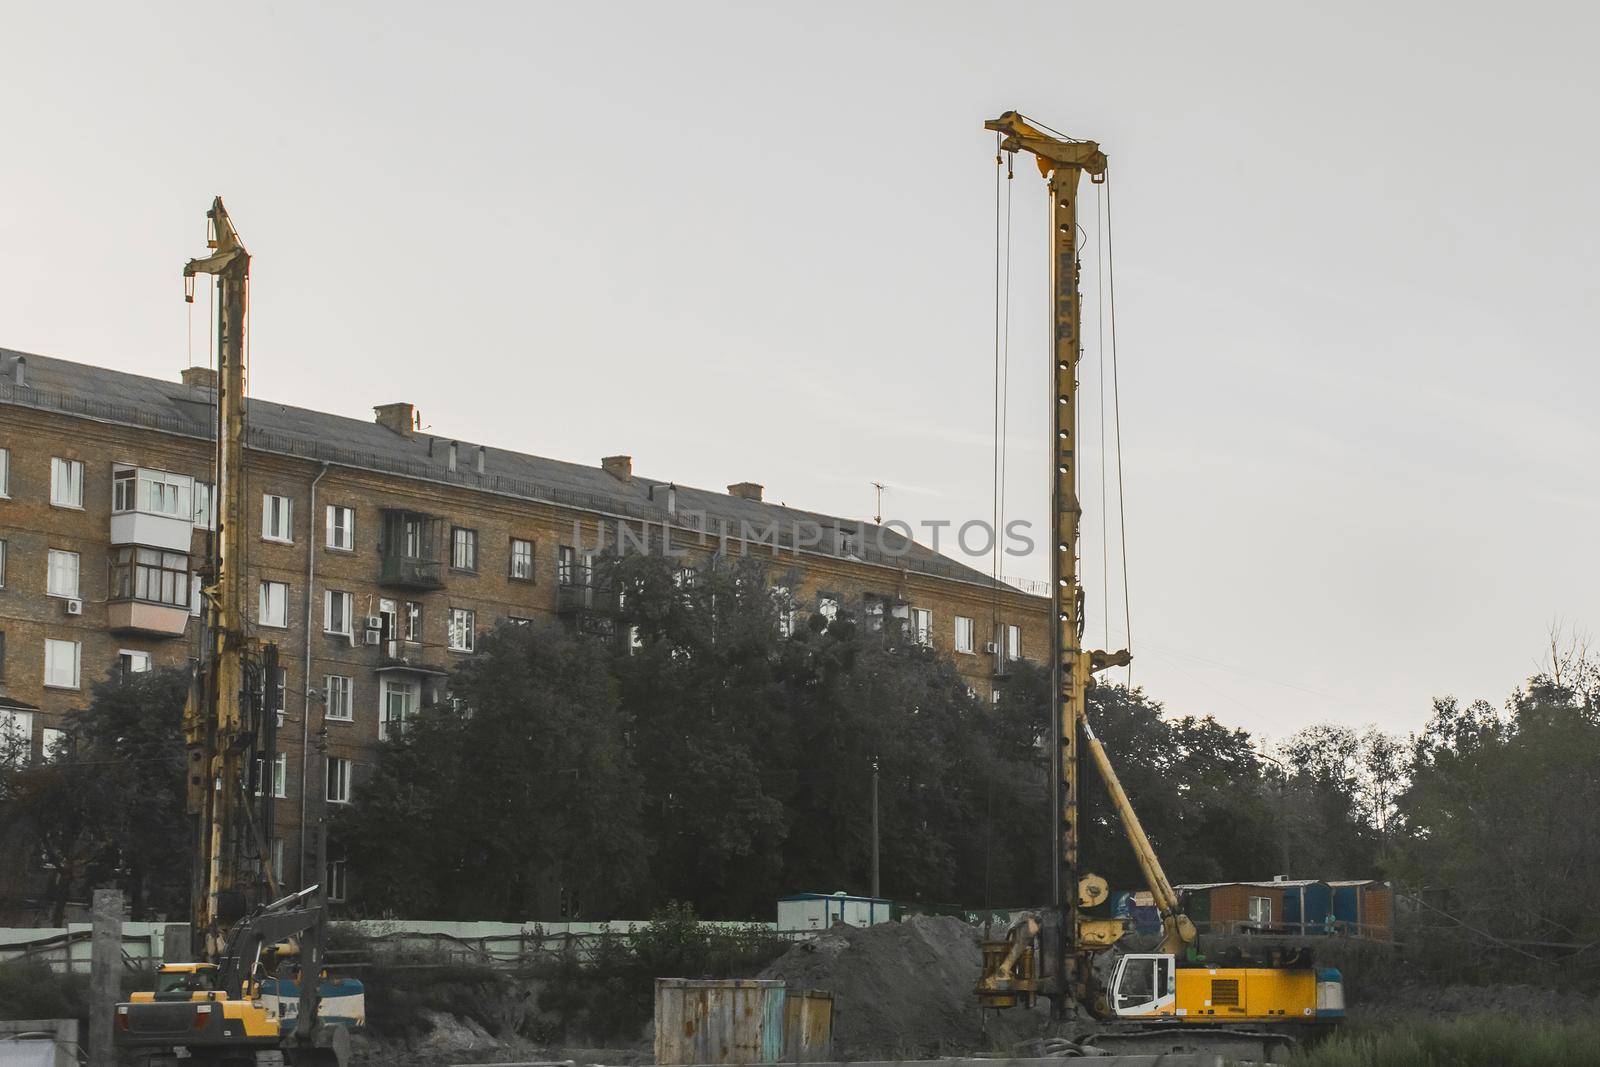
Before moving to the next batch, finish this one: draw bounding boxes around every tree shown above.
[335,619,648,919]
[0,667,189,923]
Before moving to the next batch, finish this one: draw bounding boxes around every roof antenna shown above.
[870,481,888,525]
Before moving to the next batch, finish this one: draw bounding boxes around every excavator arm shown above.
[1080,705,1198,956]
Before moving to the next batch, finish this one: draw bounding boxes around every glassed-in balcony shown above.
[378,509,445,590]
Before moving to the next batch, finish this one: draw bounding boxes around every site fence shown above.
[1193,919,1396,943]
[0,921,812,975]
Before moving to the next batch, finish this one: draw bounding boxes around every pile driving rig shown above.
[114,200,362,1067]
[972,113,1343,1062]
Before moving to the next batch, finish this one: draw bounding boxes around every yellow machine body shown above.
[1108,953,1343,1023]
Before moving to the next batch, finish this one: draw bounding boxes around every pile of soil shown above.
[758,916,1048,1059]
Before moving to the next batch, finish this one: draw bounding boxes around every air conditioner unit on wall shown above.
[984,641,999,654]
[364,615,383,631]
[363,629,382,646]
[65,599,83,616]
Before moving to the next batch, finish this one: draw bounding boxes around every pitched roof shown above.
[0,347,1024,592]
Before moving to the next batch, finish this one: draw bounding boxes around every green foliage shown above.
[0,667,189,922]
[0,959,89,1021]
[333,618,647,919]
[1289,1016,1600,1067]
[358,953,513,1041]
[534,902,791,1045]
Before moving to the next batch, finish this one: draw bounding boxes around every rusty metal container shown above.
[780,988,834,1062]
[654,978,787,1065]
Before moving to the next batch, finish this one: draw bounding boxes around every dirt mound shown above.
[758,916,1047,1059]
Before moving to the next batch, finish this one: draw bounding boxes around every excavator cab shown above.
[1108,953,1177,1017]
[151,963,220,999]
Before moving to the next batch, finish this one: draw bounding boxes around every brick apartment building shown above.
[0,346,1049,895]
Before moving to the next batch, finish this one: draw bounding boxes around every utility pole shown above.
[870,756,881,900]
[88,888,124,1067]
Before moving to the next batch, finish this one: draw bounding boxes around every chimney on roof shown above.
[602,455,632,481]
[448,441,458,473]
[374,402,416,436]
[476,445,486,475]
[727,481,763,502]
[180,365,216,390]
[12,356,26,387]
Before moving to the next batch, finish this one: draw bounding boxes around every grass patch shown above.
[1290,1016,1600,1067]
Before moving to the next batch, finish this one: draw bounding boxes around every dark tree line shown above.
[3,557,1596,959]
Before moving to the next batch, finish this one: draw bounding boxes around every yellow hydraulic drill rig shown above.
[114,199,361,1067]
[974,113,1343,1062]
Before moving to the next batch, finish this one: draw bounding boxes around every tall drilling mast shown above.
[183,198,262,958]
[982,113,1131,1015]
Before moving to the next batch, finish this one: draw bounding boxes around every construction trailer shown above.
[777,893,892,932]
[1177,880,1394,941]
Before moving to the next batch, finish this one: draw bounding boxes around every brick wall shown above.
[1,402,1052,889]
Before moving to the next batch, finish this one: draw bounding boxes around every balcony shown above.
[110,466,198,553]
[376,639,447,677]
[556,565,619,639]
[378,555,444,590]
[378,509,445,591]
[108,546,193,639]
[108,600,190,639]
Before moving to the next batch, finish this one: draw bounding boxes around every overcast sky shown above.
[2,2,1594,741]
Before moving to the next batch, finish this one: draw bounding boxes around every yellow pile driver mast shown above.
[181,199,289,955]
[982,111,1133,1013]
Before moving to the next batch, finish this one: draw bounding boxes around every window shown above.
[910,608,933,646]
[404,602,422,642]
[46,549,80,599]
[0,709,32,752]
[114,466,193,518]
[326,756,351,804]
[112,547,190,608]
[324,589,354,636]
[272,753,288,799]
[50,458,84,508]
[1007,623,1022,662]
[194,481,214,529]
[0,447,9,497]
[261,494,294,543]
[326,859,348,902]
[508,615,533,627]
[955,616,976,654]
[324,675,354,721]
[191,573,204,617]
[0,629,6,680]
[259,580,289,628]
[379,677,417,740]
[118,649,153,677]
[44,639,81,689]
[557,544,576,586]
[0,540,6,587]
[818,596,839,623]
[270,839,285,883]
[509,538,534,581]
[42,727,69,761]
[377,599,398,642]
[1248,895,1273,925]
[448,608,475,652]
[451,526,477,571]
[326,505,355,551]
